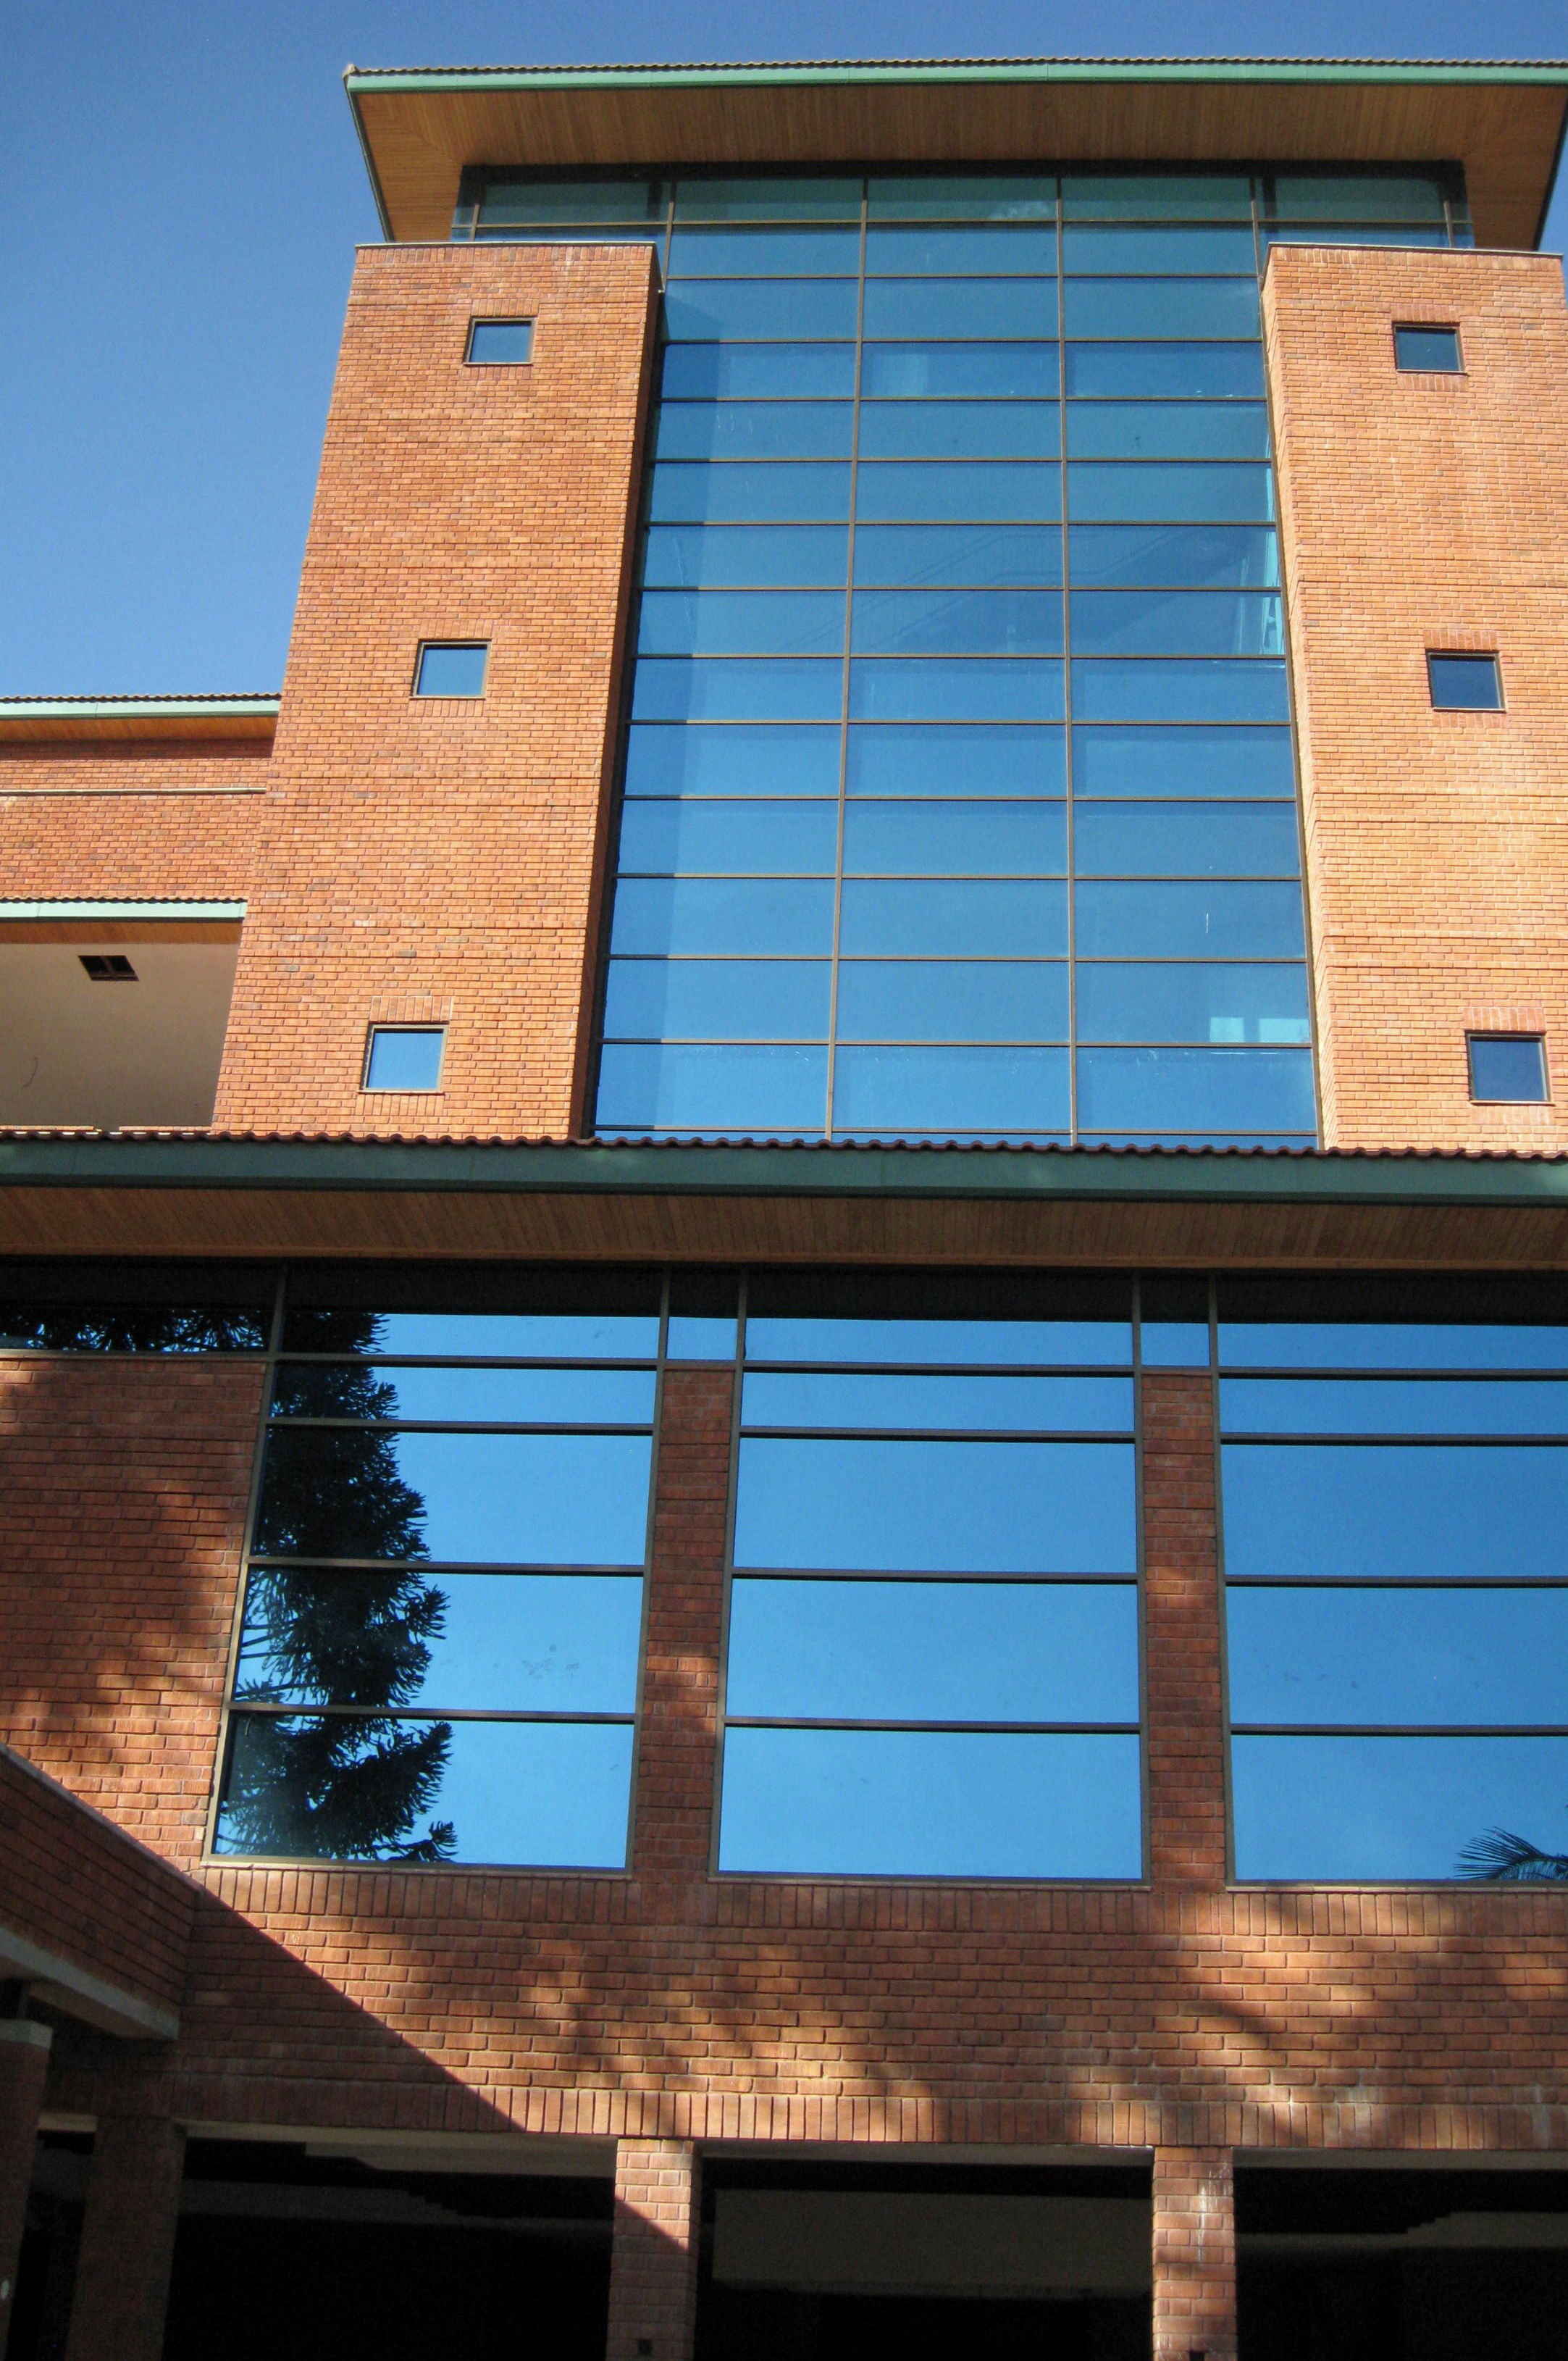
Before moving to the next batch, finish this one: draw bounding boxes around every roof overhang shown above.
[343,57,1568,252]
[0,698,278,746]
[5,1134,1568,1269]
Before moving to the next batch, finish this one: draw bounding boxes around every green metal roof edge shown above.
[343,59,1568,94]
[0,698,280,720]
[343,69,394,238]
[4,1134,1568,1208]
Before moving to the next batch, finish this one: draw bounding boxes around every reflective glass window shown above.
[1469,1033,1548,1103]
[1428,651,1503,710]
[1394,323,1462,373]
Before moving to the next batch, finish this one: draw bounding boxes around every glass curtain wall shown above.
[214,1269,663,1868]
[1219,1278,1568,1883]
[459,164,1464,1148]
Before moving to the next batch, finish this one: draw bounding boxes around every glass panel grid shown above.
[216,1276,664,1868]
[550,167,1467,1144]
[718,1277,1143,1878]
[1217,1285,1568,1883]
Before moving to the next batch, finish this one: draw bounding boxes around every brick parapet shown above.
[211,240,658,1141]
[1265,245,1568,1150]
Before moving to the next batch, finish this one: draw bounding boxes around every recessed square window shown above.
[466,317,534,366]
[1467,1033,1548,1104]
[1427,651,1502,711]
[414,641,488,698]
[1394,322,1462,373]
[79,953,138,982]
[364,1026,445,1092]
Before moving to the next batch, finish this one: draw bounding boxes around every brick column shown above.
[1152,2147,1236,2361]
[0,2021,51,2360]
[63,2113,185,2361]
[1141,1371,1228,1887]
[605,2137,702,2361]
[631,1366,734,1879]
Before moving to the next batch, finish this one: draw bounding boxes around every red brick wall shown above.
[1,745,267,908]
[1265,246,1568,1150]
[0,1356,261,1863]
[605,2138,701,2361]
[211,241,658,1141]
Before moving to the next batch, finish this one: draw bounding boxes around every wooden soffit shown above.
[344,60,1568,253]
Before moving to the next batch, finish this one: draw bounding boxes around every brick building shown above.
[3,54,1568,2361]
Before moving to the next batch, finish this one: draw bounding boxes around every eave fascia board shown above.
[343,59,1568,97]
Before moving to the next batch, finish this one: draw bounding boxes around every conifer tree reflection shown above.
[229,1327,456,1861]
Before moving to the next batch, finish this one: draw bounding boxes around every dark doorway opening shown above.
[696,2157,1152,2361]
[1237,2164,1568,2361]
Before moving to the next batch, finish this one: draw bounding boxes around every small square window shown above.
[1427,651,1502,711]
[414,642,488,698]
[1394,323,1462,373]
[79,953,138,982]
[1467,1033,1548,1104]
[467,318,534,365]
[364,1027,445,1092]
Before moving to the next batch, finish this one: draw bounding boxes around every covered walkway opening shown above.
[1237,2162,1568,2360]
[696,2156,1152,2361]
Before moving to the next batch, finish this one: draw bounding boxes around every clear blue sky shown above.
[2,0,1563,695]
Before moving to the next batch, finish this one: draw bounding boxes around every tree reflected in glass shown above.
[228,1331,456,1862]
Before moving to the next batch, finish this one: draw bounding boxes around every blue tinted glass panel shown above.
[642,527,849,588]
[1394,324,1462,372]
[855,462,1061,523]
[667,224,860,275]
[625,724,842,795]
[856,403,1060,461]
[1060,175,1252,220]
[661,344,860,399]
[237,1571,645,1712]
[1222,1374,1568,1436]
[1075,962,1309,1045]
[1074,879,1305,958]
[279,1308,657,1359]
[597,1043,827,1132]
[1072,661,1288,722]
[1220,1442,1568,1580]
[632,658,843,722]
[734,1436,1136,1571]
[603,958,830,1042]
[364,1028,444,1091]
[1230,1736,1568,1883]
[255,1430,653,1564]
[1265,175,1448,222]
[674,177,863,220]
[666,1314,739,1361]
[860,343,1060,399]
[727,1579,1139,1720]
[218,1716,634,1867]
[1073,801,1299,875]
[663,280,860,340]
[271,1363,655,1424]
[745,1314,1131,1365]
[850,659,1065,722]
[1073,724,1294,796]
[610,878,835,955]
[1264,225,1449,251]
[842,800,1066,875]
[1077,1046,1315,1133]
[1428,652,1502,710]
[1069,525,1278,589]
[637,590,846,656]
[851,589,1063,656]
[839,879,1068,956]
[863,279,1059,340]
[1470,1035,1546,1101]
[718,1728,1143,1877]
[852,525,1062,588]
[1065,343,1264,399]
[1070,590,1283,656]
[868,176,1056,222]
[653,404,854,462]
[1062,224,1258,272]
[467,319,534,364]
[648,464,850,522]
[1141,1324,1211,1369]
[743,1370,1131,1432]
[865,224,1057,274]
[1068,464,1275,523]
[1065,403,1269,461]
[475,179,661,225]
[847,725,1067,798]
[617,800,837,876]
[1227,1587,1568,1729]
[1064,279,1259,339]
[832,1045,1070,1134]
[415,643,487,697]
[836,961,1068,1042]
[1219,1320,1568,1371]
